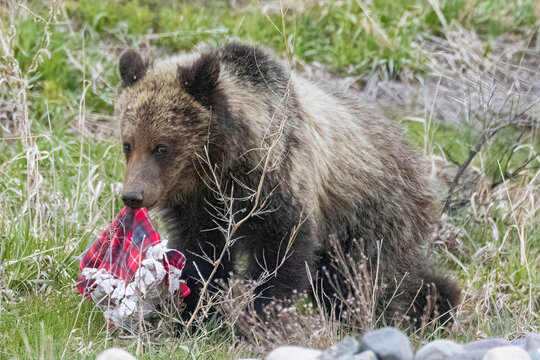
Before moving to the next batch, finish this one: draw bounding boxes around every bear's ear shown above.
[119,50,147,87]
[178,52,220,101]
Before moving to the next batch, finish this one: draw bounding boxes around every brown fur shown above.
[115,42,461,326]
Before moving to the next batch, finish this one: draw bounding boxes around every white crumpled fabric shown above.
[80,240,186,329]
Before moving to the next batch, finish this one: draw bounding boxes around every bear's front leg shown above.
[242,215,316,313]
[173,230,234,317]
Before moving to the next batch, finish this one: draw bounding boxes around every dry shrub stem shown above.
[182,111,282,335]
[425,27,540,211]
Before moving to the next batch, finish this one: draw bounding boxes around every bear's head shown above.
[115,49,223,209]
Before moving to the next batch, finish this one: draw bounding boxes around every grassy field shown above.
[0,0,539,359]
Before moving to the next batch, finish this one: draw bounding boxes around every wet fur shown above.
[116,42,461,325]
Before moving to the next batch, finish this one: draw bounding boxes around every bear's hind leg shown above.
[381,267,462,328]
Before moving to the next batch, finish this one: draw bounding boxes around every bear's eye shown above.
[152,144,168,157]
[123,142,131,154]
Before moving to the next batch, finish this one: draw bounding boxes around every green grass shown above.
[1,291,241,359]
[1,0,539,358]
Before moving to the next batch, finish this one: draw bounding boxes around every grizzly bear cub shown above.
[116,42,461,325]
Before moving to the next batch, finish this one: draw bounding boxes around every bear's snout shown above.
[122,191,144,209]
[122,152,163,209]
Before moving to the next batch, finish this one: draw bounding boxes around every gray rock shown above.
[266,346,322,360]
[415,339,464,360]
[482,346,531,360]
[513,334,540,350]
[514,339,528,348]
[524,334,540,351]
[319,337,361,359]
[96,348,136,360]
[352,351,378,360]
[447,350,487,360]
[359,327,413,360]
[464,339,510,352]
[529,349,540,360]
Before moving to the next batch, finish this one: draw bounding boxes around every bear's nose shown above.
[122,191,144,209]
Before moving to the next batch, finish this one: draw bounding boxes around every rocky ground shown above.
[264,328,540,360]
[96,327,540,360]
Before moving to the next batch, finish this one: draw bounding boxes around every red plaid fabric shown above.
[77,206,190,298]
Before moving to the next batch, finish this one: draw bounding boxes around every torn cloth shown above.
[77,206,189,328]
